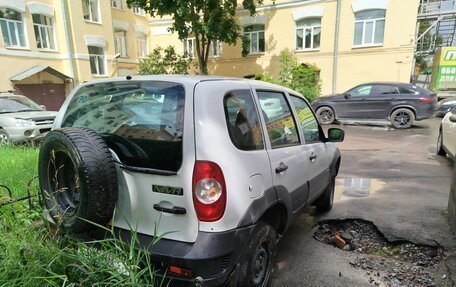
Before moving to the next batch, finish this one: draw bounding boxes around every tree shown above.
[127,0,263,75]
[255,51,321,101]
[138,46,191,75]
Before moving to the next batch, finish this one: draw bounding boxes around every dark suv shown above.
[312,82,436,129]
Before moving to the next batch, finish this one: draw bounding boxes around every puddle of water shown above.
[334,178,385,202]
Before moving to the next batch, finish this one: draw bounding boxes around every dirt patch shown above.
[314,219,446,287]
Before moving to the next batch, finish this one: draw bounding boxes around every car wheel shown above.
[316,106,335,125]
[390,108,414,129]
[0,129,11,145]
[315,175,335,212]
[237,222,277,287]
[38,128,118,233]
[437,128,446,156]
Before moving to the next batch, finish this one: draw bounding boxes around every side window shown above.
[398,86,416,94]
[257,91,300,149]
[372,85,394,95]
[224,90,264,151]
[290,95,322,144]
[349,85,372,97]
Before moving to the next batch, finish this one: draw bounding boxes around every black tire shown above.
[0,129,11,145]
[315,176,335,212]
[316,106,335,125]
[38,128,118,233]
[437,128,446,156]
[390,108,414,129]
[238,222,277,287]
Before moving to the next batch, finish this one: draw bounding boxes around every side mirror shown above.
[450,115,456,123]
[343,92,350,99]
[327,128,344,142]
[40,105,47,110]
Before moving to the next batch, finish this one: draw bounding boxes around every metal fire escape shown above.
[416,0,456,56]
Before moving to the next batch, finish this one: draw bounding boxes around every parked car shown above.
[311,82,436,129]
[436,97,456,117]
[0,92,57,144]
[38,76,344,286]
[437,106,456,160]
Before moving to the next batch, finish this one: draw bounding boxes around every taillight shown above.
[192,161,226,222]
[419,97,434,103]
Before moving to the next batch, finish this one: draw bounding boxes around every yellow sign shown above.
[440,47,456,66]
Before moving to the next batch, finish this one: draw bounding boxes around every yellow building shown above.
[0,0,149,110]
[0,0,419,110]
[151,0,419,96]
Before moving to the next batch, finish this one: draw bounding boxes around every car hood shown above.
[312,93,343,103]
[3,111,58,120]
[437,97,456,107]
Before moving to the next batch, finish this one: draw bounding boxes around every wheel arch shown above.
[388,105,417,120]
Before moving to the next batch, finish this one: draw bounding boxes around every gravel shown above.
[314,219,445,287]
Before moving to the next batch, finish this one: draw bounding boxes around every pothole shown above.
[314,219,446,287]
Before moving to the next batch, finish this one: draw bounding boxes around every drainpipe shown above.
[61,0,76,88]
[332,0,342,94]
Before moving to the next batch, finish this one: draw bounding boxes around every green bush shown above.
[138,46,191,75]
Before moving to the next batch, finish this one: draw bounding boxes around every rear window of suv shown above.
[61,81,185,172]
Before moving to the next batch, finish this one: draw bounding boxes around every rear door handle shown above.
[275,162,288,173]
[309,153,317,162]
[153,204,186,214]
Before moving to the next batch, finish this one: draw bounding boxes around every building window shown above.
[243,25,265,54]
[88,46,106,75]
[132,6,146,16]
[353,9,385,47]
[0,8,26,48]
[208,40,222,57]
[296,18,321,50]
[183,38,195,59]
[32,14,55,50]
[136,36,147,58]
[82,0,100,23]
[110,0,123,9]
[114,30,127,57]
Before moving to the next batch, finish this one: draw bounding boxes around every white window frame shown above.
[82,0,101,23]
[132,6,146,16]
[295,19,321,51]
[114,30,128,57]
[33,14,56,50]
[243,25,265,55]
[208,40,222,57]
[110,0,123,9]
[136,35,147,58]
[183,37,195,59]
[353,10,385,47]
[88,45,106,76]
[0,9,27,48]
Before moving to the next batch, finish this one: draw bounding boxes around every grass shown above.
[0,146,162,286]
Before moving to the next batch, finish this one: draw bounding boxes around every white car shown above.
[437,106,456,159]
[38,76,344,286]
[0,93,57,144]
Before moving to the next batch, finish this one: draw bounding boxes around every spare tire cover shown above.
[39,128,118,233]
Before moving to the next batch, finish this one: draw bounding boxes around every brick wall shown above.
[448,162,456,234]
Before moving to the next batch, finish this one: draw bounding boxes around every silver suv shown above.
[0,92,57,144]
[39,76,344,286]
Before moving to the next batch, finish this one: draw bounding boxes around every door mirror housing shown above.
[343,92,350,99]
[327,128,344,142]
[40,105,47,110]
[449,115,456,123]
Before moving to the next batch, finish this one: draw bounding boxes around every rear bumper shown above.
[112,225,256,286]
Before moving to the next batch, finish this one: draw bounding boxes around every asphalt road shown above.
[271,118,456,286]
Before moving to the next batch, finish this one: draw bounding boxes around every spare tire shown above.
[39,128,118,233]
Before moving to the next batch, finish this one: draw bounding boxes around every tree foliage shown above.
[127,0,263,75]
[138,46,191,75]
[255,51,321,101]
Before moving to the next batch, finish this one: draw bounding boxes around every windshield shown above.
[61,81,185,172]
[0,95,43,113]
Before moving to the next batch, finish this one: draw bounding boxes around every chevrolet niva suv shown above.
[38,76,344,286]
